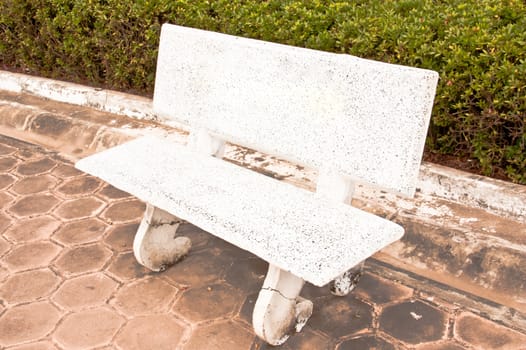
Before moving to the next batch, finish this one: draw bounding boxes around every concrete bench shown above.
[76,24,438,345]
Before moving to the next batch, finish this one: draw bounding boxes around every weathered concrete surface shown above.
[419,162,526,221]
[357,194,526,313]
[0,75,525,317]
[0,90,176,160]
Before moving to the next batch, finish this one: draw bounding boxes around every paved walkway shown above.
[0,134,525,349]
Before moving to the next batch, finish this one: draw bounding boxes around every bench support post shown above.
[187,128,226,158]
[330,261,365,296]
[253,265,313,346]
[317,170,365,296]
[133,204,191,271]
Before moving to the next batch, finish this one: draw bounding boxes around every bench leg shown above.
[133,204,191,272]
[330,261,365,296]
[253,265,313,346]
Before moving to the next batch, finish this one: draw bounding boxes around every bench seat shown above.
[77,135,403,287]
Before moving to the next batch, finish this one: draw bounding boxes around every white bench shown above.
[76,24,438,345]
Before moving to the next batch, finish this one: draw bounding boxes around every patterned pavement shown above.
[0,134,525,349]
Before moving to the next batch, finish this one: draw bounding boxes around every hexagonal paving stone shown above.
[454,312,526,350]
[184,320,254,350]
[0,143,15,156]
[0,266,8,282]
[53,197,105,220]
[414,341,466,350]
[379,300,447,345]
[224,257,267,292]
[112,277,178,316]
[4,216,61,243]
[279,328,330,350]
[55,176,101,197]
[238,292,258,326]
[52,272,118,311]
[0,211,12,234]
[104,222,139,252]
[0,235,11,257]
[300,282,331,301]
[16,157,56,176]
[173,283,244,322]
[0,302,61,347]
[52,163,82,178]
[11,174,57,195]
[98,184,131,200]
[115,315,186,350]
[16,148,40,160]
[354,273,414,305]
[175,223,213,252]
[102,199,145,223]
[106,251,151,281]
[0,156,18,172]
[54,243,112,276]
[207,235,249,256]
[53,307,125,349]
[252,326,330,350]
[9,193,59,217]
[337,334,396,350]
[52,218,107,245]
[2,241,61,272]
[0,173,16,190]
[309,295,373,338]
[7,340,58,350]
[163,251,232,287]
[0,191,14,208]
[0,268,61,304]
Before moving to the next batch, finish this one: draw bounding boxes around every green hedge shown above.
[1,0,525,183]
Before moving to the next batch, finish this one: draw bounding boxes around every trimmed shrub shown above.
[1,0,525,183]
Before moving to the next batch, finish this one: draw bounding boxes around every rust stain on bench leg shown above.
[330,261,365,296]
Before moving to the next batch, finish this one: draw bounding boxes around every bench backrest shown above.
[153,24,438,197]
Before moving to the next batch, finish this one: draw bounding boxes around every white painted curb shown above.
[0,71,156,121]
[1,70,524,221]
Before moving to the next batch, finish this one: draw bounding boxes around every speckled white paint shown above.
[153,24,438,197]
[76,136,403,287]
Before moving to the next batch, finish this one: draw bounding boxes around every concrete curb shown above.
[0,71,156,121]
[418,163,526,222]
[1,70,524,221]
[0,89,176,160]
